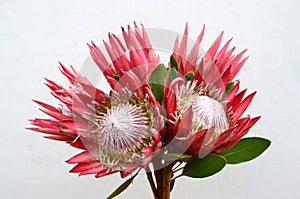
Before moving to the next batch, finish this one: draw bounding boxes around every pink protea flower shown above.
[28,24,164,178]
[27,23,271,199]
[88,22,160,91]
[163,24,260,157]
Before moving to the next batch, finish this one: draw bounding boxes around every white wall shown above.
[1,0,299,198]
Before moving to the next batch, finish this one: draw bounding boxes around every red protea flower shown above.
[163,23,260,157]
[28,24,163,178]
[28,23,270,199]
[88,22,160,90]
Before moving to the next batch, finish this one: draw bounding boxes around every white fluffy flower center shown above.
[187,95,228,134]
[97,103,149,154]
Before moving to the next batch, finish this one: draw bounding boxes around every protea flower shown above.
[28,23,269,199]
[88,22,160,90]
[163,23,260,157]
[28,24,164,178]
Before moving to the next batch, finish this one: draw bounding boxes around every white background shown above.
[1,0,299,198]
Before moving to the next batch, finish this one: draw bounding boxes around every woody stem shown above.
[162,164,173,199]
[145,167,159,199]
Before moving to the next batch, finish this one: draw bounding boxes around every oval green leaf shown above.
[106,172,138,199]
[225,82,234,96]
[168,67,177,83]
[149,64,168,103]
[170,55,178,71]
[219,137,271,164]
[182,154,226,178]
[113,75,120,81]
[184,71,194,81]
[162,153,192,162]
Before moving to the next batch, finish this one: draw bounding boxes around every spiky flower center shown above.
[187,95,228,133]
[92,103,152,169]
[97,103,149,153]
[176,82,229,137]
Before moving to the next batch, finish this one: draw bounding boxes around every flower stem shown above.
[172,162,182,171]
[162,165,173,199]
[173,166,183,173]
[145,167,159,199]
[153,158,163,198]
[154,168,163,198]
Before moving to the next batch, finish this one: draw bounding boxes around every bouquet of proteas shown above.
[28,23,270,199]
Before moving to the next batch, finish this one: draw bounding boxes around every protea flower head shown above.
[88,22,160,90]
[27,22,271,199]
[163,23,260,157]
[28,24,164,178]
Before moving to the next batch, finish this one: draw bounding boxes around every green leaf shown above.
[106,172,139,199]
[113,75,120,81]
[219,137,271,164]
[170,55,178,71]
[225,82,234,96]
[182,154,226,178]
[149,64,168,103]
[162,153,192,162]
[170,179,175,192]
[184,71,194,81]
[168,67,177,82]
